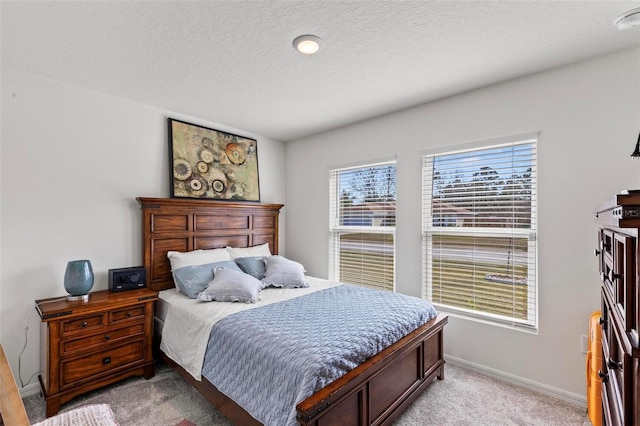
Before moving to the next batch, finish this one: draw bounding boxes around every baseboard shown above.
[20,381,42,398]
[445,355,587,408]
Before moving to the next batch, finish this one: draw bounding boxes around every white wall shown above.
[0,67,286,391]
[285,47,640,400]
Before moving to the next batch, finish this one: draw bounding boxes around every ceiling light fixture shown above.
[615,7,640,30]
[293,35,322,55]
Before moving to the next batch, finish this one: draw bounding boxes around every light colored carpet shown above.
[23,361,591,425]
[395,365,591,426]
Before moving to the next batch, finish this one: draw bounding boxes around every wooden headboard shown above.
[137,197,283,291]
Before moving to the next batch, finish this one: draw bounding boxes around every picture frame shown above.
[168,118,260,201]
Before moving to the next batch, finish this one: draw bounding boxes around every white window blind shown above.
[329,161,396,291]
[422,136,538,329]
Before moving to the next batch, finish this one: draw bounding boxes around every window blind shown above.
[422,137,537,329]
[329,161,396,291]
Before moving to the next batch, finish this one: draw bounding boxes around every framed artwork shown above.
[168,118,260,201]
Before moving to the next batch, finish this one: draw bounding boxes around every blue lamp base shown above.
[64,260,94,302]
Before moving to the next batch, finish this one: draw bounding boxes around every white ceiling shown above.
[2,1,640,141]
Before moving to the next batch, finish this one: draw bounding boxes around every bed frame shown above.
[137,197,447,426]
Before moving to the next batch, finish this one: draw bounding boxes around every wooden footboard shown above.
[296,314,447,426]
[159,314,447,426]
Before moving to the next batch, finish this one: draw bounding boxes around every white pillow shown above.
[167,248,232,270]
[226,243,272,260]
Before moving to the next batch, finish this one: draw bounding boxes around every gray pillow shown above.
[262,255,309,289]
[234,256,267,280]
[173,261,242,299]
[197,268,262,303]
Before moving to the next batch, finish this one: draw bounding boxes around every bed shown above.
[137,197,447,426]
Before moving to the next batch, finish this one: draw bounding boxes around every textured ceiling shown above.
[2,1,640,141]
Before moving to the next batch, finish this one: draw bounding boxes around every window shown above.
[422,134,537,329]
[329,161,396,291]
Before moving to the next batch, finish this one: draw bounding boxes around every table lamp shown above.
[64,259,94,301]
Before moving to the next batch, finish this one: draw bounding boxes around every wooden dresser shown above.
[36,288,158,417]
[595,192,640,426]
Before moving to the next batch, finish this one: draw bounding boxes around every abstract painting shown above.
[168,118,260,201]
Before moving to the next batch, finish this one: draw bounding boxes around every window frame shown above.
[421,133,538,331]
[329,159,397,292]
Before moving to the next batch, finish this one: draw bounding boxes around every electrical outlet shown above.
[581,334,588,354]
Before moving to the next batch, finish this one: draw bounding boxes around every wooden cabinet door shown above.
[614,233,637,336]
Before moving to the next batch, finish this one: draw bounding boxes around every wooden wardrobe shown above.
[595,192,640,426]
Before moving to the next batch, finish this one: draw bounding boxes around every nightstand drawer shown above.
[110,305,144,324]
[61,324,144,356]
[61,314,104,336]
[61,340,144,387]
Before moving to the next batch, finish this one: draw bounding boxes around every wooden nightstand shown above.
[36,288,158,417]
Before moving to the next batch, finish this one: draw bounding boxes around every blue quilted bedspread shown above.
[201,284,438,426]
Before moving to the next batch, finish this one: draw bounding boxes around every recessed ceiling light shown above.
[293,35,322,55]
[614,7,640,30]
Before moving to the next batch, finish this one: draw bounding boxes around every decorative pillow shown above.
[226,243,271,260]
[234,256,267,280]
[173,261,241,299]
[262,255,309,289]
[167,248,232,270]
[197,268,262,303]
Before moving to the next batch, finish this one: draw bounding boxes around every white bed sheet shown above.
[159,276,341,380]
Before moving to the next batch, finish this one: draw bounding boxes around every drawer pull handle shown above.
[598,370,609,383]
[594,249,600,256]
[81,321,88,328]
[607,270,622,282]
[599,317,606,326]
[104,335,110,340]
[607,358,623,370]
[102,357,111,366]
[126,312,132,317]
